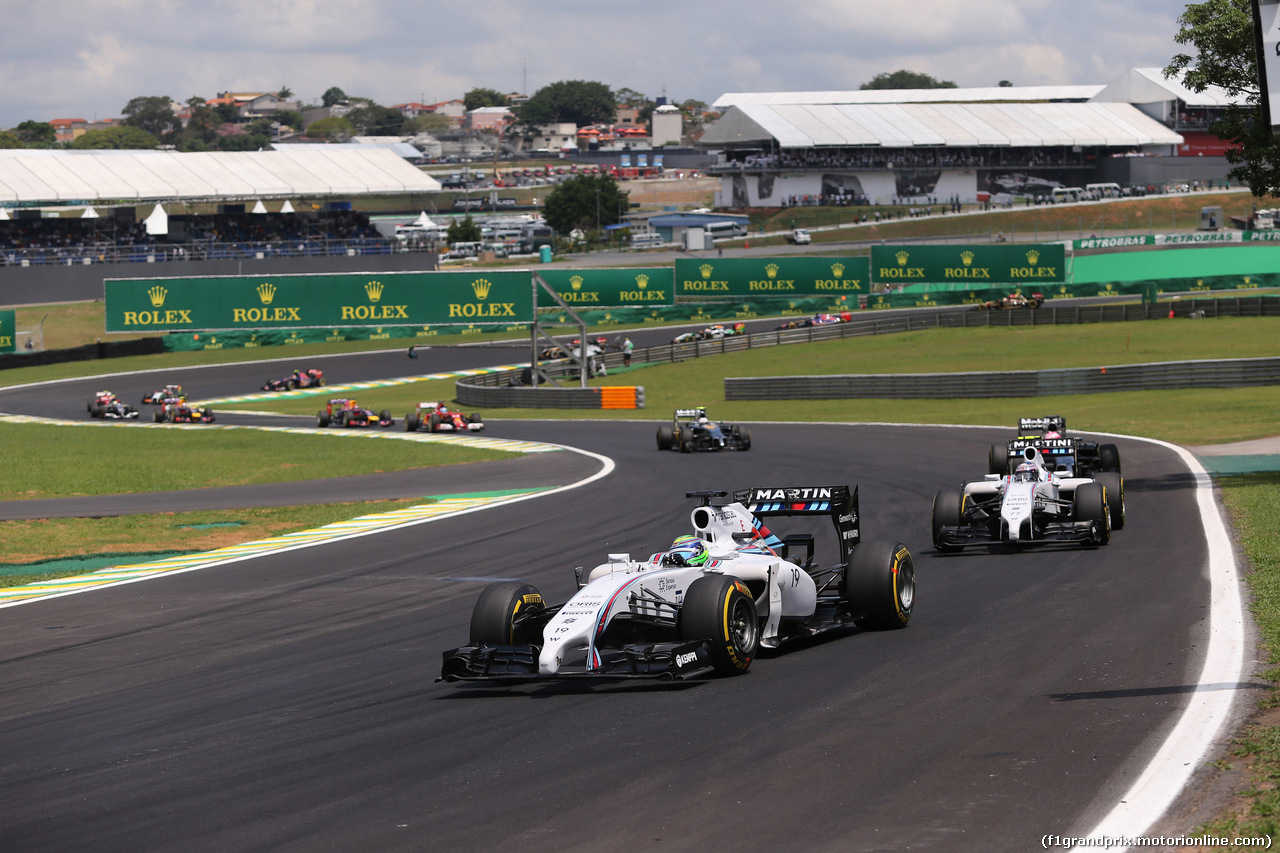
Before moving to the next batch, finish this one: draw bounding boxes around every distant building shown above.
[651,104,682,147]
[468,106,513,131]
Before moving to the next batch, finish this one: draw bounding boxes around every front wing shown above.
[438,639,716,682]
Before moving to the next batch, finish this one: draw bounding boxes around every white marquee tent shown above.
[0,146,441,206]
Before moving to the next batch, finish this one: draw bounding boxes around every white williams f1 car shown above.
[933,445,1124,552]
[439,485,914,682]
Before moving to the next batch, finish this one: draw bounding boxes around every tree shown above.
[345,104,406,136]
[321,86,348,107]
[518,80,616,127]
[304,116,354,141]
[121,95,181,142]
[542,174,629,235]
[464,88,509,111]
[998,80,1013,88]
[1167,0,1280,194]
[404,113,452,134]
[71,126,160,149]
[860,70,957,90]
[277,86,294,100]
[182,97,220,148]
[14,121,55,146]
[0,131,24,149]
[446,215,482,245]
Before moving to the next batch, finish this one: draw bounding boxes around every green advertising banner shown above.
[675,257,870,299]
[535,268,673,308]
[871,244,1066,286]
[0,310,14,353]
[105,270,534,332]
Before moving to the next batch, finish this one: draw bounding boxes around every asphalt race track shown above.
[0,347,1231,852]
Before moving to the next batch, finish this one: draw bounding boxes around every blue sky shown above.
[0,0,1193,129]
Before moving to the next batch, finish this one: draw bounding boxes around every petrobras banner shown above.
[1155,231,1243,244]
[1073,235,1154,250]
[871,243,1066,285]
[675,256,870,298]
[535,268,673,308]
[0,310,14,353]
[105,270,535,332]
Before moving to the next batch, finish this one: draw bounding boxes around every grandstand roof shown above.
[1091,67,1243,108]
[712,85,1104,110]
[0,146,440,207]
[700,101,1182,149]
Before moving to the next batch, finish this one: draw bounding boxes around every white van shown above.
[1085,182,1122,199]
[1050,187,1085,203]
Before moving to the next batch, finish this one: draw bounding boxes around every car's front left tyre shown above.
[679,575,759,675]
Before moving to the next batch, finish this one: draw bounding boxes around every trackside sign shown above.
[675,257,870,298]
[104,270,534,332]
[0,310,14,353]
[871,244,1066,285]
[536,268,673,307]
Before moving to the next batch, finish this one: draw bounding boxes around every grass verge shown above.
[1192,474,1280,843]
[0,499,422,588]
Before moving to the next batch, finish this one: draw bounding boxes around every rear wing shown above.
[1008,436,1078,461]
[674,407,708,420]
[1017,415,1066,434]
[734,485,860,564]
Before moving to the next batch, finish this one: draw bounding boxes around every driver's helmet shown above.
[1013,462,1039,483]
[698,416,709,425]
[663,535,709,567]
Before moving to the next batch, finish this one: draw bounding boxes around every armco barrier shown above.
[455,374,644,410]
[725,356,1280,400]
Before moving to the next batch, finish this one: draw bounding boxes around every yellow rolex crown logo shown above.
[1026,250,1040,265]
[831,263,844,277]
[471,278,492,299]
[960,251,975,266]
[365,280,383,302]
[765,263,779,278]
[635,274,648,288]
[569,275,583,291]
[895,251,909,265]
[699,264,714,278]
[148,285,167,307]
[257,282,276,304]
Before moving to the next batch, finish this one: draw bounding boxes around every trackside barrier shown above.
[455,296,1278,408]
[724,356,1280,400]
[455,377,644,410]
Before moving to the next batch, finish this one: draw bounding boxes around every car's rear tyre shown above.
[405,414,419,432]
[1096,472,1125,530]
[656,425,674,450]
[931,489,965,552]
[338,410,349,428]
[678,425,693,453]
[428,412,441,432]
[989,443,1009,475]
[1099,443,1121,474]
[843,539,914,629]
[469,581,545,647]
[679,575,759,676]
[317,411,330,428]
[1073,482,1111,546]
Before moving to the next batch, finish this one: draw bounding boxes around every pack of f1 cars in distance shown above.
[671,323,746,344]
[439,484,914,682]
[142,384,185,404]
[405,402,484,433]
[316,398,393,429]
[262,368,325,392]
[971,292,1044,310]
[933,444,1123,552]
[988,415,1121,478]
[87,391,139,420]
[776,312,852,330]
[657,407,751,452]
[152,396,215,424]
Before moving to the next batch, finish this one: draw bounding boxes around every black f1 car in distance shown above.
[439,484,914,682]
[262,368,325,392]
[988,416,1121,478]
[87,390,139,420]
[316,398,394,428]
[657,407,751,452]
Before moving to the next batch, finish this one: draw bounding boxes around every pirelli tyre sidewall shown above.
[989,442,1009,475]
[843,539,914,629]
[680,575,759,676]
[1073,482,1111,546]
[1096,471,1125,530]
[469,581,545,647]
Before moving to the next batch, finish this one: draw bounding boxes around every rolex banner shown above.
[871,244,1065,286]
[105,270,534,332]
[535,268,673,308]
[675,257,870,299]
[0,310,14,353]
